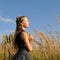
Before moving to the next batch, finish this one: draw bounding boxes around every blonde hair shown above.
[16,16,26,32]
[14,16,27,50]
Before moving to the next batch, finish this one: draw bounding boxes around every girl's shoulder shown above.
[18,30,27,37]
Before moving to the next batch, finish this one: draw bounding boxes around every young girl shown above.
[12,16,33,60]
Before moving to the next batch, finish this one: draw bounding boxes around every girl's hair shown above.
[13,16,27,50]
[16,16,26,32]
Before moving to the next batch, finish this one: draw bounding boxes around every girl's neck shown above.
[16,27,26,32]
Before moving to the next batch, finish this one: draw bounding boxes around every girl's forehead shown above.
[24,17,28,21]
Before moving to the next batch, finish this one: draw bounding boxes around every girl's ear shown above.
[20,23,24,26]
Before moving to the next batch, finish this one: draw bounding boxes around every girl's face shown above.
[22,17,30,28]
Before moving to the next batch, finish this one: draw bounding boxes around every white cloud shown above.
[0,16,15,24]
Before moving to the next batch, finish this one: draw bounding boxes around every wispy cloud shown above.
[0,16,15,24]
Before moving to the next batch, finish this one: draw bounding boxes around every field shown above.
[0,28,60,60]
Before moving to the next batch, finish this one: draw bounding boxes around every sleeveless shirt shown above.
[15,30,29,51]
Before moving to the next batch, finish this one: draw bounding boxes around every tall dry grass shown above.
[0,29,60,60]
[32,29,60,60]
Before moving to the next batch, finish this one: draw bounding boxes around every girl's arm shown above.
[21,31,33,52]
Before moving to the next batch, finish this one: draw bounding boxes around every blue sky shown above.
[0,0,60,37]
